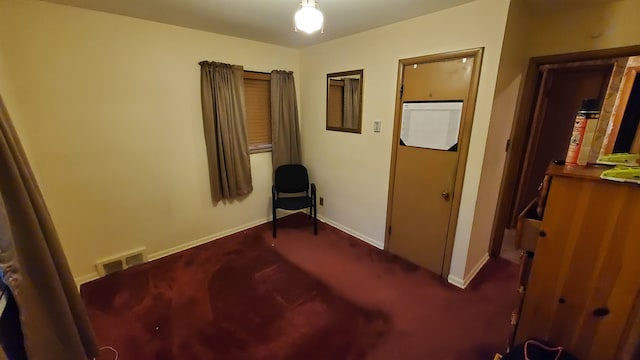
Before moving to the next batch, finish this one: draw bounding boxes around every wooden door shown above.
[387,51,481,275]
[516,175,640,359]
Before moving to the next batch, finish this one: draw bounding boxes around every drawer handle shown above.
[592,307,610,317]
[558,297,566,304]
[539,230,547,237]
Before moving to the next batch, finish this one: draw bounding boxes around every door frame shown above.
[511,60,616,228]
[385,47,484,279]
[489,44,640,257]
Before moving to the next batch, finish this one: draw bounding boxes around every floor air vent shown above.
[101,259,124,275]
[125,253,145,267]
[96,247,147,276]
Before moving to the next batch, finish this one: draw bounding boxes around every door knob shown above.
[441,192,450,201]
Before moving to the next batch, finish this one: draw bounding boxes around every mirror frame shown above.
[326,69,364,133]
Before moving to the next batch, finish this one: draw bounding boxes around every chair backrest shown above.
[274,164,309,193]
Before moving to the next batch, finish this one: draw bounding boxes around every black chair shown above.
[272,164,317,238]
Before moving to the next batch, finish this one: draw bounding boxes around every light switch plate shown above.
[373,120,381,133]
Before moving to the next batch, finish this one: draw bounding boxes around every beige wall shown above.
[0,0,300,280]
[452,0,640,280]
[466,0,640,278]
[0,27,28,151]
[299,0,510,283]
[0,31,11,102]
[460,0,640,280]
[7,0,597,286]
[528,0,640,57]
[0,35,12,109]
[465,0,530,276]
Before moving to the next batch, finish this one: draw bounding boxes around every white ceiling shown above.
[41,0,622,48]
[40,0,476,48]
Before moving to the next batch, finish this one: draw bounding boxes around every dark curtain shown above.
[343,78,360,129]
[0,94,98,359]
[271,70,302,171]
[200,61,253,203]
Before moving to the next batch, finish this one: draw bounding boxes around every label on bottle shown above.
[577,112,600,165]
[565,114,587,164]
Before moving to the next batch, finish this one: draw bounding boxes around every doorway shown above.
[511,63,613,227]
[490,45,640,258]
[385,48,483,277]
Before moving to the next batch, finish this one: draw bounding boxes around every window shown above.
[244,71,272,153]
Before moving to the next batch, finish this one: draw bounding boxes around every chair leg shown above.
[272,205,277,238]
[313,204,318,235]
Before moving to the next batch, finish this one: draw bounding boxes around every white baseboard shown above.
[74,273,100,288]
[75,215,488,291]
[447,253,490,289]
[447,274,465,289]
[317,215,384,249]
[74,211,299,287]
[465,253,490,285]
[147,217,269,262]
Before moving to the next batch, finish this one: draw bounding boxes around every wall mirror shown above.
[326,69,363,133]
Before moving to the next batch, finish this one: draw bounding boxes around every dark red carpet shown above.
[81,213,518,360]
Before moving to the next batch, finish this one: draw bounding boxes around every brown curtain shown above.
[200,61,253,203]
[271,70,302,171]
[343,78,360,129]
[0,95,98,359]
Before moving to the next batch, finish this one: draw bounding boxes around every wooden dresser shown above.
[515,164,640,360]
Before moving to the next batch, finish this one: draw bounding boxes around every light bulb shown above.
[295,4,323,34]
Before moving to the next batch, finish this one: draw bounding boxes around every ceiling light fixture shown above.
[294,0,324,34]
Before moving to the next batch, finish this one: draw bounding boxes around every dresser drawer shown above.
[516,200,541,253]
